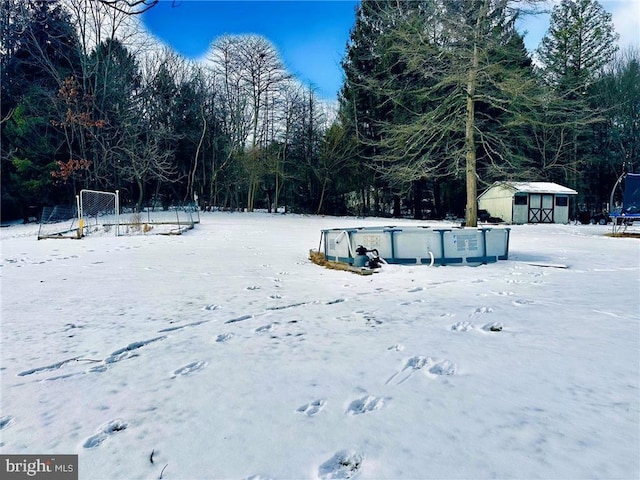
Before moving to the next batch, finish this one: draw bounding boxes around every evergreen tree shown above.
[536,0,619,209]
[588,48,640,206]
[342,0,545,225]
[1,0,82,220]
[79,39,139,188]
[537,0,618,94]
[339,0,425,217]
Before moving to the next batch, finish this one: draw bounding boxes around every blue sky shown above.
[142,1,358,100]
[142,1,638,102]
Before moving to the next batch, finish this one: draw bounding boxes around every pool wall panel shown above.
[321,226,510,266]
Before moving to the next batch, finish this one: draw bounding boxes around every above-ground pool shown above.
[320,226,511,267]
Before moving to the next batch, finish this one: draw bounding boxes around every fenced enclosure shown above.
[37,205,79,239]
[79,189,119,237]
[115,203,199,236]
[38,189,199,239]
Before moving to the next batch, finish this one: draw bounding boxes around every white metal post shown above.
[115,190,120,237]
[76,194,82,238]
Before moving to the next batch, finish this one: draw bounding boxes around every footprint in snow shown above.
[297,399,326,416]
[346,395,386,415]
[104,336,166,364]
[0,415,14,430]
[203,304,221,311]
[400,299,424,305]
[18,357,82,377]
[225,314,253,324]
[254,323,277,334]
[318,450,364,480]
[387,344,404,352]
[471,306,493,315]
[387,356,457,384]
[83,419,128,448]
[451,321,474,332]
[428,359,458,376]
[386,356,433,384]
[355,310,381,326]
[172,361,207,377]
[364,315,382,326]
[325,298,346,305]
[408,286,424,293]
[512,299,534,306]
[158,320,209,333]
[215,333,234,343]
[482,322,503,332]
[88,365,108,373]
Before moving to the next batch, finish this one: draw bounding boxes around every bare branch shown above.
[94,0,160,16]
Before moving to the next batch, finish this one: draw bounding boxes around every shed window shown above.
[514,194,528,205]
[555,196,568,207]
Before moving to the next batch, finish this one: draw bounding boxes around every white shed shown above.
[478,182,578,224]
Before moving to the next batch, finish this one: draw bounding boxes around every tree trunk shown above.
[465,57,478,228]
[316,176,328,215]
[274,169,280,212]
[393,195,401,218]
[465,5,486,228]
[274,140,287,212]
[187,105,207,204]
[136,177,144,211]
[413,180,423,220]
[208,148,216,209]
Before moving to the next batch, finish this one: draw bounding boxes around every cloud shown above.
[519,0,639,58]
[604,1,640,48]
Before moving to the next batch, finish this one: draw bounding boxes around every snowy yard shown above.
[1,213,638,479]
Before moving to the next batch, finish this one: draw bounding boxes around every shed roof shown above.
[483,181,578,196]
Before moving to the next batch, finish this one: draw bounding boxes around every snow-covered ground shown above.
[1,213,638,480]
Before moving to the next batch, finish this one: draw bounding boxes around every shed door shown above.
[529,194,554,223]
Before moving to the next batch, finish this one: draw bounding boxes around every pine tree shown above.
[342,0,545,226]
[537,0,618,94]
[536,0,619,206]
[1,0,83,220]
[588,48,640,203]
[339,0,409,216]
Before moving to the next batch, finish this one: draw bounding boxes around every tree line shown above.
[338,0,637,226]
[1,0,638,225]
[1,0,337,221]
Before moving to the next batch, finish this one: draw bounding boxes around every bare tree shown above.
[114,123,178,208]
[62,0,156,188]
[94,0,159,16]
[270,80,305,212]
[236,35,290,211]
[208,35,290,211]
[208,36,252,209]
[316,118,357,214]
